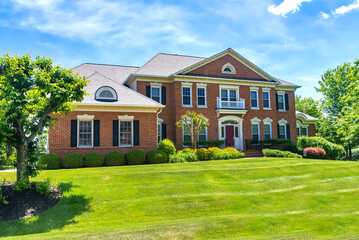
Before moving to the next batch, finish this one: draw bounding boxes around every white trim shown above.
[77,119,94,148]
[150,86,161,103]
[78,102,164,108]
[277,93,285,111]
[77,114,94,120]
[217,115,244,150]
[278,119,288,124]
[118,120,133,147]
[181,82,193,86]
[157,122,162,142]
[221,63,236,74]
[250,117,261,123]
[118,115,134,120]
[197,86,207,108]
[250,89,259,109]
[262,91,271,110]
[278,124,287,139]
[182,85,192,107]
[251,122,260,141]
[263,117,273,123]
[196,83,207,87]
[263,122,272,140]
[157,117,164,123]
[250,86,259,91]
[219,85,240,90]
[150,82,162,87]
[95,86,117,101]
[262,87,272,91]
[277,90,285,94]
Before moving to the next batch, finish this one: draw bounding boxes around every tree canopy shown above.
[295,95,322,119]
[0,53,88,180]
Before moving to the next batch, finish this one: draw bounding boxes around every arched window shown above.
[95,86,117,101]
[222,63,236,74]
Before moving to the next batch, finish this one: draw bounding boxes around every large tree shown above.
[176,111,209,149]
[0,53,87,181]
[316,59,359,158]
[295,95,322,119]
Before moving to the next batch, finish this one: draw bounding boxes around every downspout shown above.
[157,109,163,147]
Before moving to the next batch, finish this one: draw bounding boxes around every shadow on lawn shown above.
[0,182,92,238]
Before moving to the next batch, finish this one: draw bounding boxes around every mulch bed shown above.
[0,182,62,222]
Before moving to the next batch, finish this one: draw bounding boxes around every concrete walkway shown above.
[0,169,16,173]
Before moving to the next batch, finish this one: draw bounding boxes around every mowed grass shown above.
[2,158,359,239]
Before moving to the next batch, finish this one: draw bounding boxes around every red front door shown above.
[225,125,234,147]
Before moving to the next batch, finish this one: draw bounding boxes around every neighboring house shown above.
[296,110,319,137]
[49,48,311,157]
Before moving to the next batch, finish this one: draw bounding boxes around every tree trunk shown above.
[349,144,352,161]
[16,143,29,182]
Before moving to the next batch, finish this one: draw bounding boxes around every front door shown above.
[225,125,234,147]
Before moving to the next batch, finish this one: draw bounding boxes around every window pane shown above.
[183,87,191,105]
[197,88,205,96]
[278,95,284,110]
[221,90,228,101]
[251,91,258,108]
[279,125,286,138]
[120,121,132,145]
[264,124,271,140]
[99,90,114,98]
[297,127,301,136]
[158,124,161,143]
[229,90,237,101]
[151,87,160,103]
[252,124,259,141]
[263,92,269,108]
[78,121,92,146]
[197,88,206,106]
[302,128,308,136]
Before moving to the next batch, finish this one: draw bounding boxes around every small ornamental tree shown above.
[0,53,88,181]
[176,111,209,149]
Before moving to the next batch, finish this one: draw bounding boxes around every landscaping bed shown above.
[0,182,61,222]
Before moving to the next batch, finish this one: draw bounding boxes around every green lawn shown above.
[2,158,359,239]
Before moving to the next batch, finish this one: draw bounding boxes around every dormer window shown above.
[95,86,117,102]
[221,63,236,74]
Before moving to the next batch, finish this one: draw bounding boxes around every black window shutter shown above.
[94,120,100,147]
[113,120,119,146]
[146,86,151,98]
[161,86,166,105]
[133,120,140,146]
[162,123,167,139]
[275,93,278,110]
[277,124,280,139]
[71,120,77,147]
[285,94,289,110]
[286,124,291,139]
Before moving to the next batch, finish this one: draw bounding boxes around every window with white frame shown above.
[264,123,272,140]
[220,88,238,107]
[119,121,132,146]
[182,86,192,106]
[95,86,117,101]
[183,124,192,143]
[250,90,259,108]
[277,93,285,110]
[297,127,301,136]
[198,128,207,141]
[157,123,162,143]
[197,87,206,107]
[251,123,260,141]
[263,91,270,109]
[78,120,93,147]
[302,127,308,136]
[278,124,286,139]
[221,63,236,74]
[151,87,161,103]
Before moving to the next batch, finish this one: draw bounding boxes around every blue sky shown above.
[1,0,359,99]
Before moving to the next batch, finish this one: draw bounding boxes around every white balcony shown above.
[217,97,245,110]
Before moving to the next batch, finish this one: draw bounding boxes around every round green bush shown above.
[84,153,104,167]
[63,153,83,168]
[196,148,211,161]
[125,150,146,165]
[105,152,125,166]
[39,153,61,169]
[157,139,176,156]
[146,150,168,164]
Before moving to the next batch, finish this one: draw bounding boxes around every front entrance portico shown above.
[218,115,244,150]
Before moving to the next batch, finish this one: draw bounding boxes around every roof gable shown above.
[175,48,277,82]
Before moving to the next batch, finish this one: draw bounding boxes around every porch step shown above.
[243,150,263,158]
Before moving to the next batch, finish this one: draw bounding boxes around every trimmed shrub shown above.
[147,150,168,164]
[178,148,195,154]
[126,150,146,165]
[38,153,61,169]
[262,149,302,158]
[297,136,345,159]
[84,153,104,167]
[279,141,300,153]
[105,152,125,166]
[212,150,245,160]
[63,153,83,168]
[303,147,327,159]
[157,139,176,156]
[196,148,211,161]
[198,140,225,148]
[169,152,198,163]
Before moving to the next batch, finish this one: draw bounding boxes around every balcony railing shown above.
[217,97,245,110]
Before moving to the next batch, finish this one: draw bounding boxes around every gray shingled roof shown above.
[296,110,319,121]
[135,53,205,76]
[74,63,139,84]
[275,78,300,88]
[79,72,163,107]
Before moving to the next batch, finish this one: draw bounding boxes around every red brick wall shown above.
[308,124,316,137]
[48,111,158,158]
[137,80,297,149]
[187,54,266,80]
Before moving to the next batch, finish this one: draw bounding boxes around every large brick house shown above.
[48,48,317,157]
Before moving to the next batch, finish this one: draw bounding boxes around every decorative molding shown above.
[262,87,271,91]
[196,83,207,87]
[251,117,261,123]
[181,82,193,86]
[278,119,288,124]
[219,85,240,90]
[277,90,285,95]
[150,82,162,87]
[221,63,236,74]
[263,117,273,123]
[118,115,134,120]
[77,114,94,120]
[250,86,259,91]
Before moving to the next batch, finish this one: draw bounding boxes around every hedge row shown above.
[38,150,167,169]
[262,149,302,158]
[297,136,345,159]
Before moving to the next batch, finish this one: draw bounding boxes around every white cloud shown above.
[319,12,330,19]
[268,0,312,17]
[8,0,204,47]
[303,77,320,82]
[333,0,359,15]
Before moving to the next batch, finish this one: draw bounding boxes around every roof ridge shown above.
[157,52,206,59]
[87,71,123,87]
[77,63,140,68]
